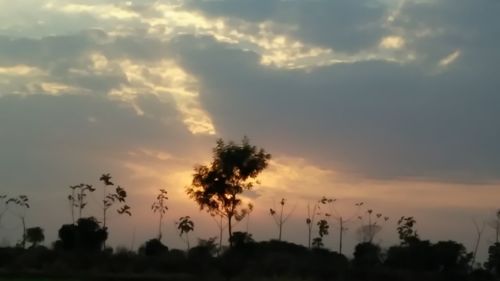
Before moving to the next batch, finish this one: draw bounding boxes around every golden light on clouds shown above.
[113,59,216,135]
[439,50,461,67]
[45,3,140,20]
[40,82,73,95]
[0,65,43,76]
[379,36,405,49]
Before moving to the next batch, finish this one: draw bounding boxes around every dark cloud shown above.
[396,0,500,68]
[169,35,500,183]
[183,0,387,52]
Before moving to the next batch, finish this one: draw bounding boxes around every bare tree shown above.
[151,189,169,241]
[0,195,9,227]
[306,201,320,248]
[471,219,486,268]
[488,209,500,244]
[356,208,389,243]
[7,195,30,248]
[270,198,295,241]
[320,196,363,254]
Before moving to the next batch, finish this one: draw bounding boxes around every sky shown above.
[0,0,499,261]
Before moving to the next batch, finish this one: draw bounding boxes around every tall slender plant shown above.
[270,198,295,241]
[151,189,169,241]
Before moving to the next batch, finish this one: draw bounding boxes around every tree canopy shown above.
[187,137,271,247]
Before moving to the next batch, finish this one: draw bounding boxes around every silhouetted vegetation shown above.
[186,137,271,248]
[1,138,499,281]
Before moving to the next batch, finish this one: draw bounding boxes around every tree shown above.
[356,208,389,243]
[485,242,500,273]
[57,217,107,251]
[397,216,419,245]
[177,216,194,251]
[313,219,329,249]
[187,137,271,247]
[25,226,44,247]
[151,189,169,241]
[245,203,254,233]
[140,238,168,257]
[488,210,500,244]
[98,173,131,248]
[306,201,320,248]
[353,242,382,267]
[99,174,131,223]
[320,196,363,254]
[0,194,8,226]
[7,195,30,248]
[68,183,95,224]
[471,219,486,268]
[269,198,295,241]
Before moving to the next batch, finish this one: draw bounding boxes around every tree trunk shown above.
[339,217,343,255]
[308,226,312,248]
[158,214,163,241]
[278,223,282,241]
[21,216,26,249]
[228,215,233,248]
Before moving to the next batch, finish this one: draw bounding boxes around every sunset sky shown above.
[1,0,499,260]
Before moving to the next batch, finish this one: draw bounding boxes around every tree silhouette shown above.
[7,195,30,248]
[25,226,44,247]
[99,174,131,226]
[356,208,389,243]
[269,198,295,241]
[312,237,324,248]
[488,209,500,244]
[140,238,168,257]
[313,219,329,249]
[57,217,107,251]
[151,189,168,241]
[187,137,271,247]
[320,196,363,254]
[177,216,194,251]
[471,219,486,267]
[0,194,9,227]
[397,216,419,245]
[306,201,320,248]
[245,203,254,233]
[486,242,500,273]
[68,183,95,224]
[353,242,382,267]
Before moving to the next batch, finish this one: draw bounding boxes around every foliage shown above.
[177,216,194,250]
[139,238,168,257]
[305,201,320,249]
[486,243,500,273]
[353,242,382,267]
[25,227,45,247]
[68,183,95,224]
[99,173,132,229]
[151,189,169,240]
[397,216,419,244]
[186,137,271,247]
[56,217,107,251]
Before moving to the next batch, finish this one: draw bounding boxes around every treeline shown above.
[1,137,500,281]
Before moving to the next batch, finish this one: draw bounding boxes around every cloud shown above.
[169,35,500,183]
